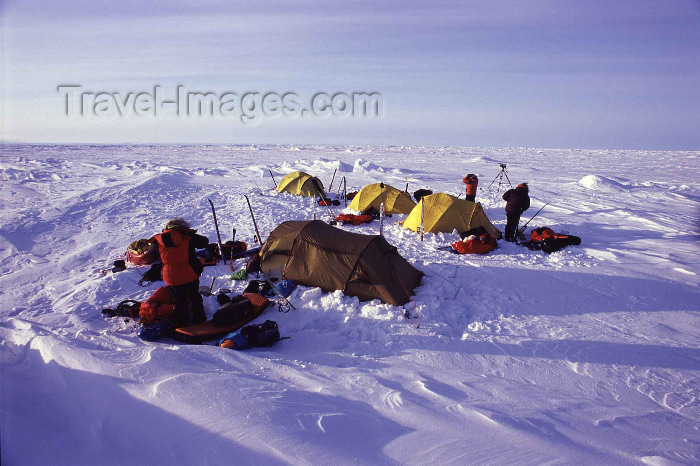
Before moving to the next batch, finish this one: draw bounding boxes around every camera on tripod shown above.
[488,162,512,190]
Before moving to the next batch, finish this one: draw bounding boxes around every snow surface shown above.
[1,144,699,465]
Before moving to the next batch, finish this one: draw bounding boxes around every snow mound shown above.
[310,158,353,173]
[353,158,385,173]
[578,175,628,193]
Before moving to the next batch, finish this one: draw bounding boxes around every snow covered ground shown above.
[1,144,698,465]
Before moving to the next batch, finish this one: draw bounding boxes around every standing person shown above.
[463,174,478,202]
[502,183,530,242]
[151,218,209,327]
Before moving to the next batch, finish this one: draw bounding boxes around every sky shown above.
[1,0,699,149]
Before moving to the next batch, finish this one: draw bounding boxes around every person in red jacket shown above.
[463,174,478,202]
[150,218,209,327]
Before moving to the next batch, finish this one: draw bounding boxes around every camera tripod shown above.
[488,164,512,190]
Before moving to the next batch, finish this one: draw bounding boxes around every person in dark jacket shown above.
[502,183,530,242]
[150,218,209,327]
[463,174,478,202]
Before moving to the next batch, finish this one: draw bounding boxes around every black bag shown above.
[212,296,255,327]
[362,206,381,219]
[460,226,488,239]
[240,320,282,347]
[216,293,231,305]
[139,262,163,286]
[413,188,433,203]
[221,241,247,260]
[204,243,220,260]
[522,235,582,254]
[540,235,581,254]
[243,280,272,296]
[102,300,141,318]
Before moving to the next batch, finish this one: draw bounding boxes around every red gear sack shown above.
[452,234,497,254]
[126,239,155,265]
[531,227,555,242]
[139,286,176,323]
[336,214,373,225]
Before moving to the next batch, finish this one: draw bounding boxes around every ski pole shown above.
[268,169,277,189]
[420,198,425,242]
[517,203,548,234]
[336,176,344,197]
[315,186,336,225]
[328,168,337,192]
[208,199,226,265]
[233,168,264,195]
[244,195,263,244]
[343,177,347,207]
[252,177,264,196]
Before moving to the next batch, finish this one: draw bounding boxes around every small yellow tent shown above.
[402,192,502,238]
[276,171,326,197]
[348,183,416,216]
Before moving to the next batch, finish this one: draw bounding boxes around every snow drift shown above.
[1,144,698,465]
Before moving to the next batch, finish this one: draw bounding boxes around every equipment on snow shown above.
[102,300,141,318]
[328,168,337,191]
[487,163,512,190]
[216,292,232,305]
[521,229,581,254]
[199,277,216,296]
[126,238,156,265]
[139,286,176,324]
[335,213,373,225]
[243,279,272,296]
[451,233,497,254]
[517,203,549,236]
[208,199,226,265]
[174,293,271,344]
[269,169,277,188]
[264,277,296,312]
[219,320,286,349]
[335,176,345,198]
[137,320,175,341]
[313,183,337,225]
[244,195,263,244]
[138,262,163,286]
[221,240,247,261]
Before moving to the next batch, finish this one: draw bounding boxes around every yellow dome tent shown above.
[402,192,502,238]
[348,183,416,216]
[276,171,326,197]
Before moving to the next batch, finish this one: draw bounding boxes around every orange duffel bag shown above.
[139,286,176,323]
[452,234,497,254]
